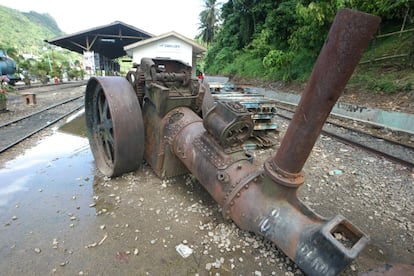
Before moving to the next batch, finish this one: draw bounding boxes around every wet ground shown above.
[1,83,413,275]
[0,112,302,275]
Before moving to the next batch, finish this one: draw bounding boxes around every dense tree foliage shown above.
[205,0,414,81]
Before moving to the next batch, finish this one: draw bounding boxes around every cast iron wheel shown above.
[85,76,144,177]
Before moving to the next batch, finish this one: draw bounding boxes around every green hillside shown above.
[0,5,85,82]
[0,5,63,55]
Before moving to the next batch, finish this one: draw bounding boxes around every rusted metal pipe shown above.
[167,107,258,205]
[267,9,381,180]
[167,105,367,276]
[162,9,380,276]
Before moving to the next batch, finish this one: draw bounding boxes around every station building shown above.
[46,22,206,77]
[124,31,206,78]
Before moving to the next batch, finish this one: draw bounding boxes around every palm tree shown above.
[198,0,220,45]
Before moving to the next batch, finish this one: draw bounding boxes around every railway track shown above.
[14,80,87,92]
[2,79,413,169]
[0,95,85,153]
[276,105,414,168]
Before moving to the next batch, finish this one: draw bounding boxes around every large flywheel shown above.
[85,77,144,177]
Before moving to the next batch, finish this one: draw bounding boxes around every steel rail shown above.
[0,103,84,153]
[276,109,414,168]
[0,95,84,128]
[14,80,87,92]
[276,103,414,150]
[323,125,414,169]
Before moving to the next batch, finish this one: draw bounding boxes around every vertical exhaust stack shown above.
[266,9,381,178]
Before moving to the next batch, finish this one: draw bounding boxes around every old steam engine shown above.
[0,50,20,85]
[85,9,381,276]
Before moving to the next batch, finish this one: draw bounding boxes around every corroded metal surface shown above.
[85,77,144,176]
[203,101,254,148]
[268,9,382,176]
[168,107,258,205]
[126,67,145,105]
[138,58,207,178]
[168,9,379,275]
[85,8,381,276]
[140,58,204,117]
[165,105,367,276]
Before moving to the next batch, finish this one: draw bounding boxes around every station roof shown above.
[45,21,153,59]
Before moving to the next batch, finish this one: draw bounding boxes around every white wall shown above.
[131,36,193,67]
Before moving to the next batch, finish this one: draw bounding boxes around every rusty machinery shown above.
[85,10,380,276]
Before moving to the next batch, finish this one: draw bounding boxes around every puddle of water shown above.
[0,111,111,274]
[0,116,93,212]
[59,109,87,137]
[0,134,93,206]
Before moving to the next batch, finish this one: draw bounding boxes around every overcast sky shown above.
[0,0,206,38]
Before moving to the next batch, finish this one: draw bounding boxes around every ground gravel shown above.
[0,81,412,275]
[268,119,414,274]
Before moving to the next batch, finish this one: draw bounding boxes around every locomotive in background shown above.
[0,49,20,85]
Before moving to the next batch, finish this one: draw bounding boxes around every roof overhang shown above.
[124,31,207,56]
[45,21,153,59]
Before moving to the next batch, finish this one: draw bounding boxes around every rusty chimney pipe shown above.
[266,9,381,182]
